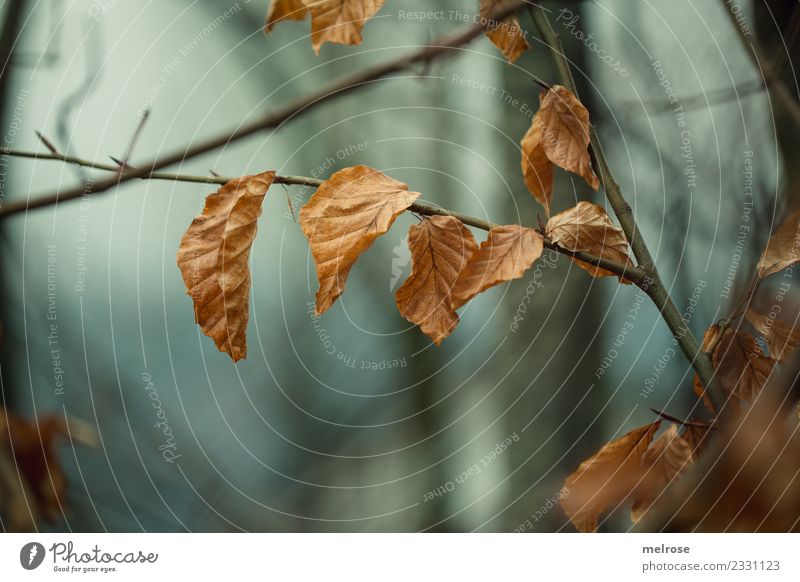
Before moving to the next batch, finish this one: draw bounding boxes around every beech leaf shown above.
[746,308,800,363]
[646,399,800,532]
[560,421,661,532]
[631,424,694,523]
[682,422,712,461]
[546,201,634,281]
[304,0,385,54]
[693,374,716,414]
[1,408,97,530]
[699,324,777,408]
[479,0,530,63]
[265,0,309,32]
[396,216,478,345]
[757,209,800,278]
[300,165,420,315]
[520,120,554,214]
[534,85,599,191]
[177,172,275,362]
[450,225,543,310]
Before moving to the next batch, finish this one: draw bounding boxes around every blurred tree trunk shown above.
[0,0,28,411]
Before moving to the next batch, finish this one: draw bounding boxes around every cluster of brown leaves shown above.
[265,0,531,61]
[693,210,800,413]
[176,87,633,359]
[560,210,800,532]
[560,420,704,532]
[0,408,97,531]
[647,395,800,532]
[523,87,633,281]
[301,166,545,346]
[521,85,600,215]
[176,174,634,358]
[174,165,546,357]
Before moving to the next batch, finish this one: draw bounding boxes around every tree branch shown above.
[0,0,531,220]
[530,5,726,413]
[1,146,646,283]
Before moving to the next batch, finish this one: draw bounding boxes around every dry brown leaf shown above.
[693,374,716,414]
[560,421,661,532]
[534,85,599,191]
[682,422,712,462]
[694,326,724,413]
[177,172,275,362]
[700,324,778,407]
[757,209,800,278]
[520,120,554,214]
[546,201,634,281]
[396,216,478,345]
[745,308,800,363]
[450,225,543,310]
[300,165,420,315]
[479,0,530,63]
[646,398,800,532]
[265,0,309,32]
[631,424,694,523]
[304,0,385,54]
[0,408,97,530]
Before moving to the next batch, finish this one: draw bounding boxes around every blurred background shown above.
[0,0,792,531]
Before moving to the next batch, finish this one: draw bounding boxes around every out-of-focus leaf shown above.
[746,308,800,363]
[757,209,800,278]
[560,421,661,532]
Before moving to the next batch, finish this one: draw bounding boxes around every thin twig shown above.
[109,155,134,170]
[530,5,726,413]
[283,186,297,223]
[649,408,717,431]
[120,108,150,166]
[35,131,59,155]
[0,0,531,219]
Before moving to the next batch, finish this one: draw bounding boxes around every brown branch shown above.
[649,408,716,431]
[530,5,726,413]
[0,0,531,219]
[1,146,646,283]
